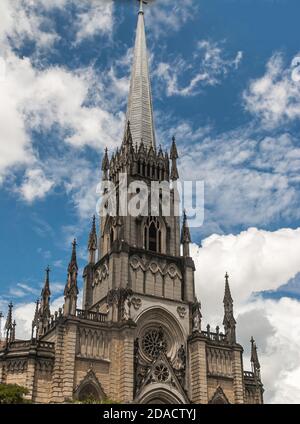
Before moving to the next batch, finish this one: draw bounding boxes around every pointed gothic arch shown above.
[137,384,187,404]
[74,369,106,402]
[209,386,230,404]
[143,216,166,253]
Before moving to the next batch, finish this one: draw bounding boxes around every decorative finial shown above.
[68,238,78,272]
[250,336,260,372]
[138,0,147,14]
[42,265,51,297]
[88,215,97,260]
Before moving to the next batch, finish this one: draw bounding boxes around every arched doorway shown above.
[137,384,187,404]
[74,369,106,402]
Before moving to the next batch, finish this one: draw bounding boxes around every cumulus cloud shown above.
[0,0,126,206]
[236,298,300,404]
[192,227,300,321]
[174,125,300,232]
[243,52,300,128]
[155,40,242,96]
[190,227,300,403]
[0,51,125,202]
[19,168,54,202]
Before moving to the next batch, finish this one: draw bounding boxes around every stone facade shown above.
[0,2,264,404]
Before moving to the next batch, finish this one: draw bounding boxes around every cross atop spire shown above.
[138,0,147,14]
[125,0,156,149]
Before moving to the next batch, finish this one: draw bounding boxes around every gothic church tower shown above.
[0,2,263,404]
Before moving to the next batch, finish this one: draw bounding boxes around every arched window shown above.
[78,383,100,402]
[144,217,163,253]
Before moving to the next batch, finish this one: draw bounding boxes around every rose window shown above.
[141,329,167,359]
[154,363,169,382]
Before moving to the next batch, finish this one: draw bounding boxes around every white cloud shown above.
[19,168,54,202]
[176,126,300,230]
[0,0,59,50]
[147,0,196,37]
[236,298,300,404]
[0,52,125,201]
[0,0,114,51]
[243,52,300,128]
[192,227,300,322]
[155,40,242,96]
[11,291,83,340]
[75,0,114,43]
[190,227,300,403]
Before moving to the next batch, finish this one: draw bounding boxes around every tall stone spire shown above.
[250,336,263,403]
[125,0,156,149]
[39,266,51,322]
[223,272,236,343]
[64,239,79,316]
[170,136,179,181]
[250,336,261,377]
[32,299,39,339]
[88,215,97,264]
[181,210,191,257]
[101,148,109,179]
[4,302,13,344]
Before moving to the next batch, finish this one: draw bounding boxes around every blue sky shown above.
[1,0,300,402]
[0,0,299,299]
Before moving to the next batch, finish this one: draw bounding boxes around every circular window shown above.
[154,363,169,382]
[141,328,167,359]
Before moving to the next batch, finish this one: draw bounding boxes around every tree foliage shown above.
[0,383,29,404]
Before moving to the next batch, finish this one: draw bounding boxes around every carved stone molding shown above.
[130,255,182,279]
[93,264,109,287]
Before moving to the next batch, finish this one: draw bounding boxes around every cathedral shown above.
[0,2,263,404]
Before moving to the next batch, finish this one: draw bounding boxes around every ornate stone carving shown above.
[130,255,182,279]
[177,306,187,318]
[173,344,186,387]
[106,286,133,321]
[74,368,107,401]
[37,360,53,373]
[93,264,109,287]
[141,327,167,360]
[209,386,230,404]
[192,299,202,333]
[7,359,27,373]
[153,363,169,382]
[131,297,142,310]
